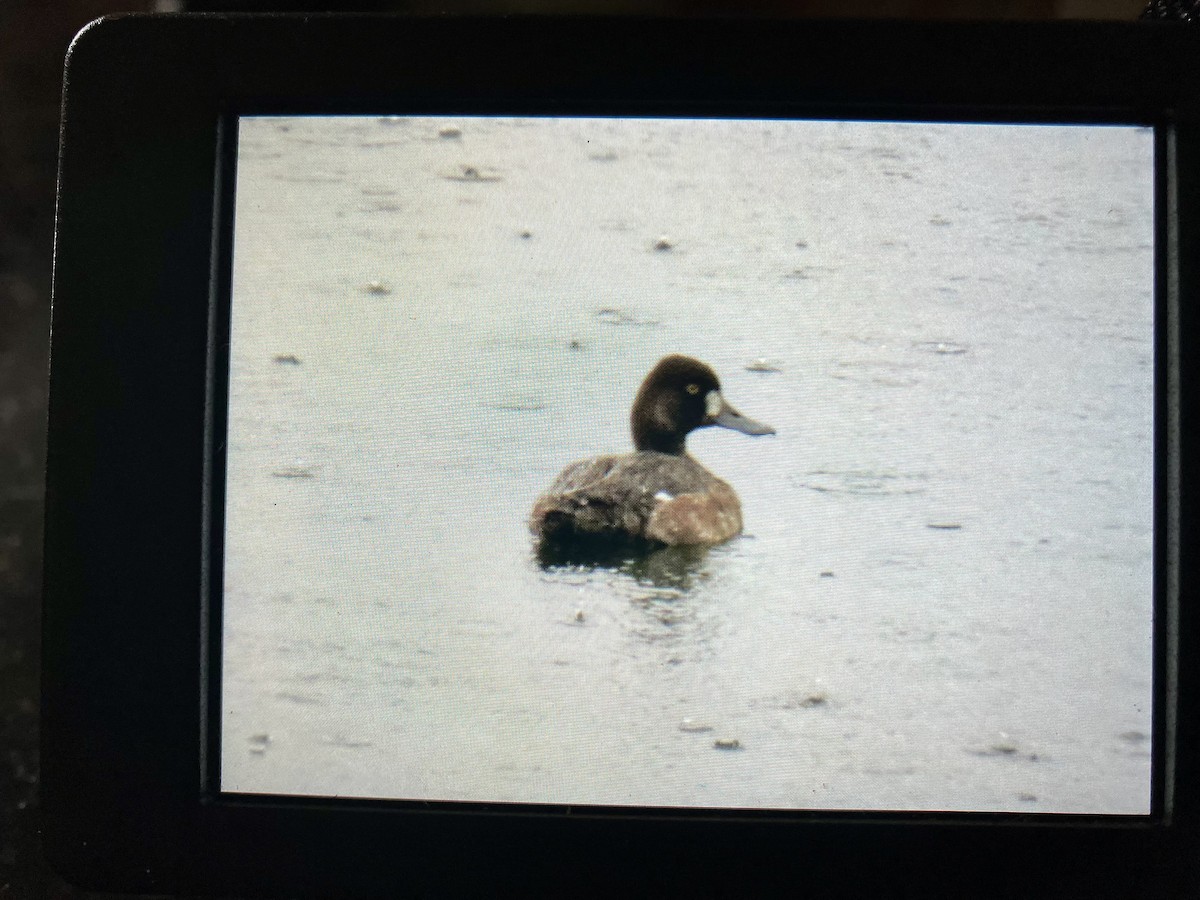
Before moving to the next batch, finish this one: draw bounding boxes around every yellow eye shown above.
[686,383,700,395]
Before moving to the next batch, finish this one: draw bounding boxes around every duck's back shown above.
[530,450,742,547]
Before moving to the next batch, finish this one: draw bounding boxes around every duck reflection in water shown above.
[531,355,774,572]
[623,543,713,592]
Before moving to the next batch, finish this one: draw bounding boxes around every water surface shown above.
[221,117,1154,813]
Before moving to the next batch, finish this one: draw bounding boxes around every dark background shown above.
[0,1,1175,896]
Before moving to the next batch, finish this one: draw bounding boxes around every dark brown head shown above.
[630,355,775,454]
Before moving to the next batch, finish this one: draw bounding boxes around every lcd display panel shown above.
[219,116,1154,814]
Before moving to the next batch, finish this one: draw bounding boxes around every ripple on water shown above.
[831,358,921,387]
[484,398,547,412]
[535,543,710,592]
[323,735,374,749]
[595,306,661,328]
[536,544,719,656]
[793,469,929,497]
[911,340,969,355]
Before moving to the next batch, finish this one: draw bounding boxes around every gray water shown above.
[221,116,1154,814]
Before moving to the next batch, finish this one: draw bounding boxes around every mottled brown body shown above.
[530,451,743,547]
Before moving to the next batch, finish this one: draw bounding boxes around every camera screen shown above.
[220,116,1154,814]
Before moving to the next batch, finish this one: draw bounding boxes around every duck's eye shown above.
[686,383,700,395]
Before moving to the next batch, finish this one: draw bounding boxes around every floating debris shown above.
[273,354,302,365]
[652,235,674,252]
[774,691,829,710]
[248,733,271,755]
[438,125,462,139]
[519,230,532,239]
[568,339,584,351]
[713,738,742,751]
[364,280,392,295]
[443,166,502,183]
[929,215,952,226]
[784,264,838,281]
[795,239,808,249]
[745,358,782,373]
[819,571,835,578]
[912,340,968,355]
[927,523,962,530]
[1017,792,1038,802]
[679,719,714,734]
[968,741,1033,758]
[272,466,316,479]
[1119,730,1149,744]
[589,150,619,162]
[378,116,403,126]
[574,609,586,623]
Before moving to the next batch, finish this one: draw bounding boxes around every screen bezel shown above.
[44,14,1199,896]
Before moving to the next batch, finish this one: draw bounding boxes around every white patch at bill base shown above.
[705,391,722,418]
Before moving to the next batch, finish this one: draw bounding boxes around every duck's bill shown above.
[710,397,775,436]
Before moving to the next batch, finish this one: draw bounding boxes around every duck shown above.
[530,354,774,553]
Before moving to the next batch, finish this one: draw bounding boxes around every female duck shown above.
[530,354,774,550]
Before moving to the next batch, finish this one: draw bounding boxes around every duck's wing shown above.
[531,454,658,541]
[539,454,624,498]
[531,453,725,543]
